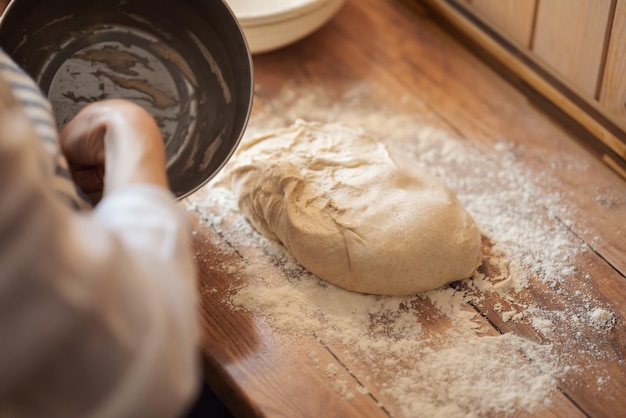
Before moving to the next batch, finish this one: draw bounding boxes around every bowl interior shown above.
[0,0,253,199]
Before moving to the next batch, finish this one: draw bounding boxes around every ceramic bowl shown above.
[227,0,345,54]
[0,0,253,199]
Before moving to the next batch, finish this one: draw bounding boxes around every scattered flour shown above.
[187,83,621,417]
[589,308,615,328]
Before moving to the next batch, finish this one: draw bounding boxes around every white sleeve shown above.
[0,79,199,418]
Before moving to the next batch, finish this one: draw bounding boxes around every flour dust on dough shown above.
[224,120,482,295]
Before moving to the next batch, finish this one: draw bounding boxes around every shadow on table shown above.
[185,381,234,418]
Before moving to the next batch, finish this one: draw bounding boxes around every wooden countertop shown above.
[2,0,624,416]
[188,1,626,417]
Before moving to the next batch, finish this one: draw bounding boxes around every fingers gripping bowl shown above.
[0,0,253,199]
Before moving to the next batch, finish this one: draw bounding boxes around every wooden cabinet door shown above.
[600,0,626,122]
[531,0,614,98]
[456,0,537,47]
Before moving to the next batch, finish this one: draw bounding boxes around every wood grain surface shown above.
[188,1,626,416]
[531,0,614,97]
[455,0,537,47]
[2,0,625,417]
[600,0,626,121]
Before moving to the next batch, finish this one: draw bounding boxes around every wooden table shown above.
[187,1,626,417]
[3,0,624,416]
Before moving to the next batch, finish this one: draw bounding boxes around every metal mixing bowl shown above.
[0,0,253,199]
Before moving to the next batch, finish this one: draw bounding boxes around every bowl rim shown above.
[0,0,255,201]
[230,0,340,27]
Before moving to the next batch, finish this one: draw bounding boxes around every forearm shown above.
[1,182,199,418]
[0,79,199,418]
[1,202,199,418]
[57,187,199,418]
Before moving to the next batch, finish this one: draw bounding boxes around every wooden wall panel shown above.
[600,0,626,123]
[457,0,537,47]
[532,0,614,98]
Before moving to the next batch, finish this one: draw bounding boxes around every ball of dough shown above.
[225,120,482,295]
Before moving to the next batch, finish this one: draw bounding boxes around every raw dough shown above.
[224,120,482,295]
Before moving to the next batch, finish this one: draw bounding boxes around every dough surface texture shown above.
[224,120,482,295]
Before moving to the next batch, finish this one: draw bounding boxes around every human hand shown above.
[60,99,169,197]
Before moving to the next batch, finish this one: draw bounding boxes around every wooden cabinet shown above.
[532,0,613,98]
[601,0,626,121]
[457,0,624,125]
[427,0,626,177]
[461,0,537,47]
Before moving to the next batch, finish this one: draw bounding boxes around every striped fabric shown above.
[0,49,91,210]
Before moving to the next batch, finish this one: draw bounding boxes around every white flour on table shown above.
[188,83,619,417]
